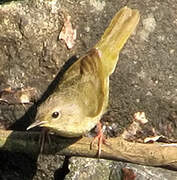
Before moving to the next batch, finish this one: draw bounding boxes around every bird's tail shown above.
[95,6,140,76]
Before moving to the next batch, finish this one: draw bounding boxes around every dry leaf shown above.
[0,87,37,104]
[59,14,76,49]
[122,168,136,180]
[134,112,148,124]
[121,112,148,141]
[144,135,164,143]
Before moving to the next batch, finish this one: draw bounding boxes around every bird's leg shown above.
[39,127,51,153]
[90,121,106,157]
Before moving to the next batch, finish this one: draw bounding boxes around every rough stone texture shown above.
[124,163,177,180]
[0,0,177,179]
[65,157,112,180]
[65,157,177,180]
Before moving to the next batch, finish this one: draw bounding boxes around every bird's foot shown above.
[90,122,106,157]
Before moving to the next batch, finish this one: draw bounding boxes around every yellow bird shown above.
[27,7,140,149]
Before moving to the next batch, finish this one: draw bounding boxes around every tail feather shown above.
[95,7,140,76]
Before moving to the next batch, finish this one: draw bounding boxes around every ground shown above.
[0,0,177,179]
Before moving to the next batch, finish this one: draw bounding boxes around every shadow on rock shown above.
[1,55,78,179]
[0,0,20,5]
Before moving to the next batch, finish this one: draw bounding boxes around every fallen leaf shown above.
[134,112,148,124]
[122,168,136,180]
[0,87,37,104]
[121,112,148,141]
[144,135,164,143]
[59,13,76,49]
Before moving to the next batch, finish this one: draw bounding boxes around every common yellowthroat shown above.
[27,7,140,142]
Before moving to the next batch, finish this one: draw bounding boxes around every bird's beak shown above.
[27,120,47,130]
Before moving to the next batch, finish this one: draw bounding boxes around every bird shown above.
[27,6,140,154]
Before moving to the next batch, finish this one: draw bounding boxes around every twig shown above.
[0,129,177,169]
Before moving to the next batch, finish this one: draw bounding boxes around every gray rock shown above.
[65,157,112,180]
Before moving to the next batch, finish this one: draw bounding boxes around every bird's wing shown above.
[60,48,106,117]
[78,48,106,117]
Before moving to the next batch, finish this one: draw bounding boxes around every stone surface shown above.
[65,157,112,180]
[0,0,177,179]
[65,157,177,180]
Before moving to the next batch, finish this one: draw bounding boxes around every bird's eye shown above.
[52,111,60,119]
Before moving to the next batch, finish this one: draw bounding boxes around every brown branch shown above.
[0,129,177,169]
